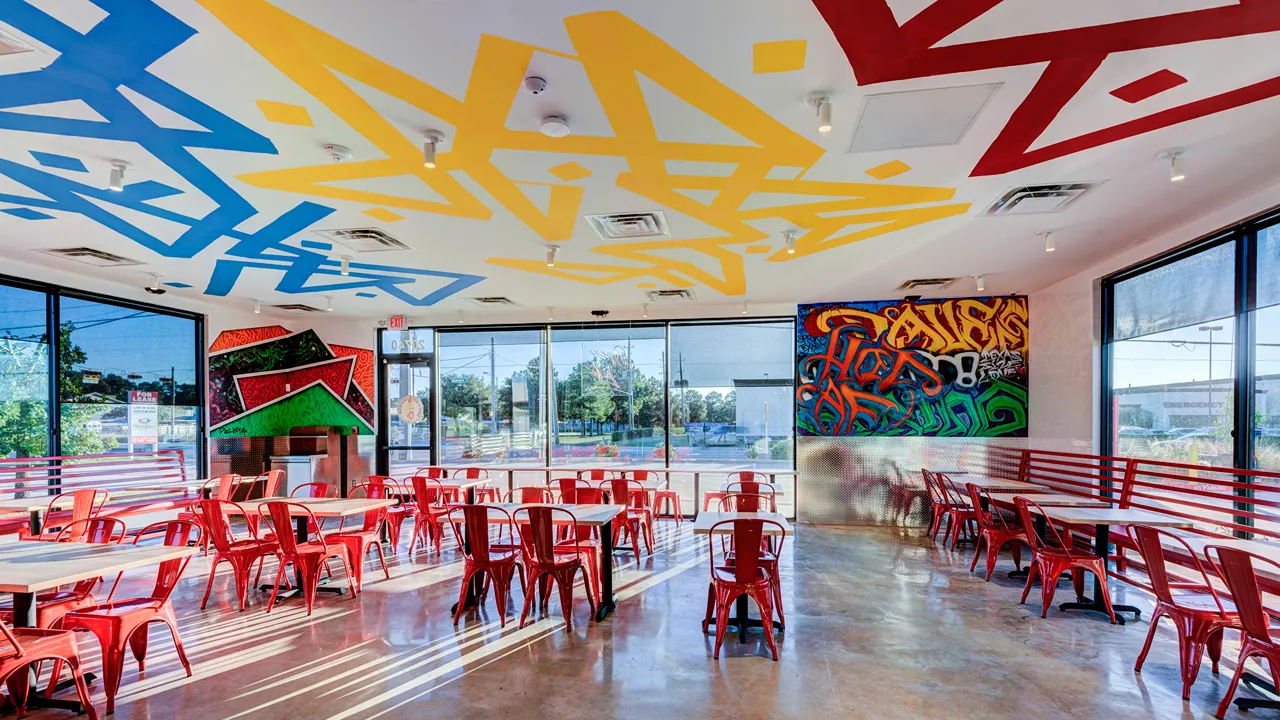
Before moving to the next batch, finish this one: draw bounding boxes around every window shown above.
[668,321,794,467]
[59,296,200,476]
[0,284,50,459]
[549,325,665,465]
[382,328,435,477]
[438,328,545,465]
[1109,241,1236,465]
[1257,225,1280,471]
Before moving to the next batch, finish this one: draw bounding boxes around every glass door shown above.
[384,358,433,477]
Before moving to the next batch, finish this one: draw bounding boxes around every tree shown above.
[440,373,488,420]
[681,389,705,423]
[722,390,737,425]
[1118,404,1154,429]
[705,391,725,424]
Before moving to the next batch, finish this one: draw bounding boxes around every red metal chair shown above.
[1014,497,1117,623]
[258,501,356,615]
[20,489,109,541]
[577,469,618,483]
[448,505,524,627]
[937,474,977,550]
[1128,526,1239,698]
[60,520,199,715]
[409,476,451,554]
[1205,545,1280,718]
[504,486,554,503]
[454,467,496,503]
[289,482,338,535]
[362,475,412,552]
[550,477,592,503]
[0,620,98,720]
[243,470,285,538]
[197,499,280,611]
[515,506,596,630]
[603,478,654,561]
[0,518,126,630]
[964,483,1028,581]
[179,474,240,553]
[325,482,391,593]
[921,469,952,540]
[716,495,785,627]
[630,470,682,524]
[724,480,777,511]
[702,517,784,660]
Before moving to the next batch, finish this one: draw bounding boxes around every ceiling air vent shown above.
[467,297,518,307]
[313,227,411,253]
[895,278,958,292]
[645,289,696,302]
[983,182,1101,216]
[586,211,670,241]
[0,30,35,57]
[40,247,142,267]
[271,304,324,314]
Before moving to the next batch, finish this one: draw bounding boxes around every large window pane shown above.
[438,329,545,465]
[58,297,199,477]
[1256,225,1280,471]
[549,325,665,465]
[0,284,50,459]
[668,321,794,467]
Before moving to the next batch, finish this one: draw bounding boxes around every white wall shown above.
[1029,183,1280,451]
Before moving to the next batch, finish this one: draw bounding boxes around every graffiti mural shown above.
[209,326,375,437]
[796,298,1029,437]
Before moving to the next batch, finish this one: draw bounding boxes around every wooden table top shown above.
[0,497,47,514]
[958,476,1042,492]
[693,511,793,536]
[245,497,397,518]
[474,503,624,526]
[1033,506,1196,527]
[0,540,197,594]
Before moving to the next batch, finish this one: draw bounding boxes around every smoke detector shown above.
[540,115,570,138]
[524,76,547,94]
[322,144,354,163]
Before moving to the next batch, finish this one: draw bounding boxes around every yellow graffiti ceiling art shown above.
[200,1,969,296]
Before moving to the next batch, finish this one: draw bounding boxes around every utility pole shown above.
[626,341,634,429]
[169,365,176,439]
[1199,325,1223,428]
[679,352,686,426]
[489,338,498,433]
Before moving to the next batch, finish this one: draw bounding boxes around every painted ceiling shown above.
[2,0,1280,319]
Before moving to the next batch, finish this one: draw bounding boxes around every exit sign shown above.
[388,315,405,330]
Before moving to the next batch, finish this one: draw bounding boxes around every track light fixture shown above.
[783,230,796,255]
[108,162,126,192]
[340,256,351,276]
[1160,148,1186,182]
[807,93,832,134]
[642,303,649,318]
[548,307,554,321]
[457,310,465,324]
[253,299,261,314]
[546,245,558,267]
[975,274,985,292]
[1042,231,1056,253]
[423,131,446,169]
[325,296,333,312]
[741,301,749,315]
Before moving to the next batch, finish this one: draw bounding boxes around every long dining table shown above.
[0,539,197,714]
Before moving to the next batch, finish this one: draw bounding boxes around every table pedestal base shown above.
[1057,597,1139,625]
[706,595,785,643]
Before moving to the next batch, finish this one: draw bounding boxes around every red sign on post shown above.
[388,315,405,330]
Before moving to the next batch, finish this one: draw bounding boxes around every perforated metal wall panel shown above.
[796,437,1029,526]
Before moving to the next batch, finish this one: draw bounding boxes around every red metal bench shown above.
[0,450,197,536]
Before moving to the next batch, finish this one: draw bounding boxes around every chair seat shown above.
[70,597,164,618]
[1168,594,1239,615]
[712,565,769,584]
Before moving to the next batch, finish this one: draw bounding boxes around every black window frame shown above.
[0,273,206,476]
[1101,206,1280,534]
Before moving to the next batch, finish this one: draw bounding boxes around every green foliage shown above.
[769,438,792,460]
[441,373,489,420]
[1118,404,1154,429]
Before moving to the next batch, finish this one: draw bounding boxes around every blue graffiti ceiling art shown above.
[0,0,483,306]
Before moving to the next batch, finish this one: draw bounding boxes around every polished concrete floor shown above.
[14,522,1280,719]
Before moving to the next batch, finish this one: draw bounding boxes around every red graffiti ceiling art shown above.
[811,0,1280,176]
